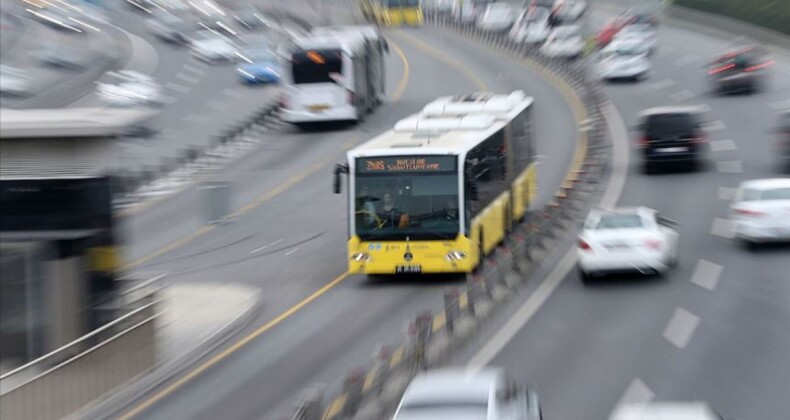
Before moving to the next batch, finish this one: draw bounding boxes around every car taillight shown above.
[690,132,707,144]
[636,135,649,147]
[733,207,764,217]
[644,238,662,250]
[745,60,774,72]
[708,63,735,75]
[579,239,592,251]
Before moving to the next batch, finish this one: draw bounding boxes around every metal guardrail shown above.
[283,11,613,420]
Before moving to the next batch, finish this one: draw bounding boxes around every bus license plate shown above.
[396,265,422,274]
[308,104,329,112]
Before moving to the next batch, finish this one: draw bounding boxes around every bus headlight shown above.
[352,253,371,262]
[446,251,467,261]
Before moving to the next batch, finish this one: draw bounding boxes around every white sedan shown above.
[540,25,585,59]
[0,65,32,97]
[188,30,240,63]
[509,7,551,44]
[730,178,790,249]
[477,3,515,32]
[97,70,163,107]
[613,23,657,54]
[599,38,651,81]
[553,0,587,23]
[578,207,679,282]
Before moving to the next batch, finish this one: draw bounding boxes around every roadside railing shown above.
[281,11,613,420]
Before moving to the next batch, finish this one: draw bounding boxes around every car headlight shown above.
[446,251,467,261]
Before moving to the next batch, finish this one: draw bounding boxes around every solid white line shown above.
[768,98,790,111]
[250,239,284,254]
[716,160,743,173]
[175,73,200,84]
[710,139,737,152]
[467,102,631,368]
[165,82,191,93]
[670,89,696,102]
[613,378,655,412]
[711,217,735,239]
[705,120,727,131]
[663,307,700,349]
[718,186,738,201]
[650,79,676,90]
[676,53,701,66]
[285,248,299,256]
[690,259,723,291]
[183,114,210,124]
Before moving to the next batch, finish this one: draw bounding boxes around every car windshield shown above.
[595,213,644,229]
[744,187,790,201]
[645,113,697,137]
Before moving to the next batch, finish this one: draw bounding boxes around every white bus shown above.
[280,27,387,126]
[333,91,537,275]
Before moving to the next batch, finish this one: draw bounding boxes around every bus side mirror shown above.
[333,164,348,194]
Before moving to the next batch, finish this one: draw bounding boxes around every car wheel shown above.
[644,162,656,175]
[579,268,592,284]
[740,239,759,252]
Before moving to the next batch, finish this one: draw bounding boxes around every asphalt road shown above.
[457,3,790,420]
[109,14,582,420]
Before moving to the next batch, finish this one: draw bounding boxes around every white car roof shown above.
[551,25,580,36]
[738,178,790,191]
[610,402,721,420]
[637,106,706,117]
[400,368,502,405]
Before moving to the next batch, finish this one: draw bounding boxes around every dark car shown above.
[776,111,790,170]
[708,47,772,94]
[635,106,708,174]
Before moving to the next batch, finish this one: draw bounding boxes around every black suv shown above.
[708,47,771,94]
[635,107,708,174]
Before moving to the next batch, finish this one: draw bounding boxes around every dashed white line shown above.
[613,378,655,412]
[716,160,743,173]
[718,186,738,201]
[768,98,790,111]
[670,89,697,102]
[650,78,676,90]
[663,307,700,349]
[207,99,230,111]
[690,259,723,291]
[183,113,210,124]
[711,217,735,239]
[221,88,245,99]
[175,73,200,84]
[250,238,284,254]
[710,139,737,152]
[704,120,727,131]
[285,248,299,256]
[182,64,206,76]
[165,82,191,93]
[676,53,701,66]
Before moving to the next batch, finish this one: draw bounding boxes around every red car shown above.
[597,7,659,47]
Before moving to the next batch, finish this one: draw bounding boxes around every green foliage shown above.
[674,0,790,35]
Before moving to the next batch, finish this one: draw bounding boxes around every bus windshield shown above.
[354,156,459,241]
[385,0,420,7]
[291,49,343,84]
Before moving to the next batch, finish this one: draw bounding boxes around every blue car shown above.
[237,48,281,84]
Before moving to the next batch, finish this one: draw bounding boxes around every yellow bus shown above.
[362,0,424,27]
[333,91,537,275]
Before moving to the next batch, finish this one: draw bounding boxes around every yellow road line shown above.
[388,38,410,101]
[391,30,489,92]
[118,272,350,420]
[322,393,347,420]
[362,367,379,393]
[459,291,468,309]
[389,346,405,369]
[432,312,446,333]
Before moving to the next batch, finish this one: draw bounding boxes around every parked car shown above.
[393,368,543,420]
[36,43,84,70]
[146,9,195,44]
[611,401,725,420]
[707,46,772,94]
[552,0,586,23]
[452,0,477,24]
[730,178,790,249]
[634,106,709,173]
[613,23,657,54]
[599,38,651,81]
[540,25,584,58]
[477,3,515,32]
[509,7,552,44]
[97,70,163,107]
[0,65,32,97]
[578,207,679,282]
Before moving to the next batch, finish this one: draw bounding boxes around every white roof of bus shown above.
[292,32,367,55]
[311,25,381,41]
[348,91,534,159]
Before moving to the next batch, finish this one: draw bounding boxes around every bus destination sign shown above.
[357,156,456,173]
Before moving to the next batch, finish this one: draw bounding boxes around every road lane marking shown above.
[175,72,201,84]
[182,64,206,75]
[207,99,230,110]
[716,160,743,173]
[718,186,737,201]
[165,82,190,93]
[250,238,284,254]
[670,89,696,102]
[284,247,298,256]
[613,378,655,412]
[705,120,727,131]
[768,98,790,110]
[183,113,210,124]
[650,78,676,90]
[221,88,245,99]
[690,259,723,291]
[388,39,410,101]
[711,217,735,239]
[676,53,701,66]
[663,307,700,349]
[117,272,351,420]
[709,139,736,152]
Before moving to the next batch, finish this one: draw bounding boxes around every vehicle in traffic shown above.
[146,9,194,44]
[730,178,790,249]
[229,4,270,30]
[613,23,657,54]
[552,0,586,23]
[237,46,281,84]
[599,38,651,81]
[775,111,790,170]
[634,106,709,173]
[393,368,543,420]
[451,0,476,24]
[187,29,240,63]
[540,25,584,59]
[477,3,515,32]
[280,27,387,126]
[364,0,424,27]
[596,7,656,47]
[36,43,84,70]
[707,46,772,94]
[0,65,32,97]
[96,70,163,107]
[333,91,537,275]
[509,7,551,44]
[578,207,679,282]
[610,401,725,420]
